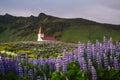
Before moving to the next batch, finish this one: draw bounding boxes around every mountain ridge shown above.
[0,13,120,43]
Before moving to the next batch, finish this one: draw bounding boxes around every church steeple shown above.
[38,27,43,34]
[37,26,44,41]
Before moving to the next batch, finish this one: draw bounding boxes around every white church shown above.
[37,26,57,42]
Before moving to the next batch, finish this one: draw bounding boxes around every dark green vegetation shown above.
[0,13,120,43]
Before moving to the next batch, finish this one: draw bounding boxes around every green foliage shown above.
[61,25,120,43]
[51,71,66,80]
[97,68,120,80]
[22,75,29,80]
[5,71,19,80]
[67,62,86,80]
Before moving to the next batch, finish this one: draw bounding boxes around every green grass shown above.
[61,25,120,43]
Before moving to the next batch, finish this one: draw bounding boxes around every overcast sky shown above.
[0,0,120,24]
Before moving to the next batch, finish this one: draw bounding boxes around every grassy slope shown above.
[61,25,120,43]
[0,13,120,43]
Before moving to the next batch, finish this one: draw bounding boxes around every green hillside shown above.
[0,13,120,43]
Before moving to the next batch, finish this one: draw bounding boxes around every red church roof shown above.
[38,26,57,42]
[41,36,57,41]
[38,27,43,34]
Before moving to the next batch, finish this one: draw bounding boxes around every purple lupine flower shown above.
[62,50,69,73]
[6,58,11,71]
[33,59,37,67]
[81,57,87,72]
[103,36,109,53]
[116,41,120,52]
[114,58,119,70]
[11,60,18,73]
[110,56,114,66]
[38,57,43,65]
[24,66,27,75]
[68,53,73,63]
[55,57,61,72]
[107,37,112,52]
[92,44,96,60]
[116,51,120,60]
[96,52,102,70]
[81,43,85,55]
[86,41,92,60]
[99,43,103,58]
[38,58,46,74]
[15,61,19,74]
[77,43,84,68]
[73,54,77,61]
[42,61,46,74]
[28,69,33,80]
[9,59,14,71]
[95,40,100,52]
[78,43,85,57]
[49,58,56,72]
[62,56,68,73]
[18,63,23,78]
[110,49,114,58]
[103,36,107,46]
[2,57,7,73]
[91,66,97,80]
[73,49,78,61]
[78,55,82,69]
[88,59,92,71]
[0,56,5,76]
[4,58,9,71]
[103,54,108,68]
[47,59,52,75]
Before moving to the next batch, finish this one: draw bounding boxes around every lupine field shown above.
[0,37,120,80]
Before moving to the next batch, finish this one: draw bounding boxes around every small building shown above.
[37,27,57,42]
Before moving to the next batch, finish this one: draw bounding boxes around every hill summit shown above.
[0,13,120,43]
